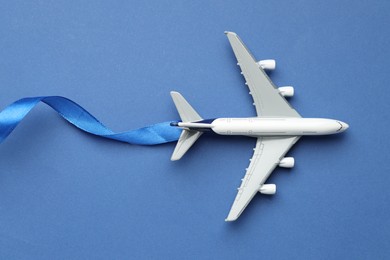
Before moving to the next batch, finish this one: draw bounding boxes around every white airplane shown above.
[170,31,348,221]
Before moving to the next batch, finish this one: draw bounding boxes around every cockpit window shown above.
[336,121,343,131]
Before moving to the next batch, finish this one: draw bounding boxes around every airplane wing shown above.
[225,31,301,118]
[225,136,300,221]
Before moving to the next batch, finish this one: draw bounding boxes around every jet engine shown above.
[257,59,276,70]
[278,86,294,97]
[259,184,276,195]
[279,157,294,168]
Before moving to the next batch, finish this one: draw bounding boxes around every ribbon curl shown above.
[0,96,181,145]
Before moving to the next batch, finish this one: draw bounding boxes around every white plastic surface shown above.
[211,118,349,136]
[226,32,300,118]
[259,184,276,195]
[279,157,294,168]
[278,86,294,97]
[257,59,276,70]
[173,32,350,222]
[170,91,203,161]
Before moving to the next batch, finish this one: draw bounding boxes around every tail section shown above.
[171,129,202,161]
[170,92,202,122]
[170,91,203,161]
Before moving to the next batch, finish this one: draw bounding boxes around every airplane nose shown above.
[339,121,349,131]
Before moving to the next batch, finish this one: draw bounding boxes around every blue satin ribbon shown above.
[0,96,181,145]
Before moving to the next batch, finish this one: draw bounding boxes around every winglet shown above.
[225,216,238,222]
[225,210,240,222]
[224,31,236,36]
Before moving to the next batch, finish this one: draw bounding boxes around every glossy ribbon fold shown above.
[0,96,181,145]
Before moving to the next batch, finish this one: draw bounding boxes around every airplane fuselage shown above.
[177,118,349,136]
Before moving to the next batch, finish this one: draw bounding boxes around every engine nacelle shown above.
[259,184,276,195]
[278,86,294,97]
[257,59,276,70]
[279,157,294,168]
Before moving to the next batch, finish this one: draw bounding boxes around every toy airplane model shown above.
[170,31,349,221]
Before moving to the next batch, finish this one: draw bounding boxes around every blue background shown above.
[1,1,389,259]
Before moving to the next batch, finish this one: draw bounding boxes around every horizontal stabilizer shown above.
[170,91,202,122]
[171,130,202,161]
[170,91,203,160]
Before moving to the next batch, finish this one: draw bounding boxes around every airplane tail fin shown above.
[170,91,203,161]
